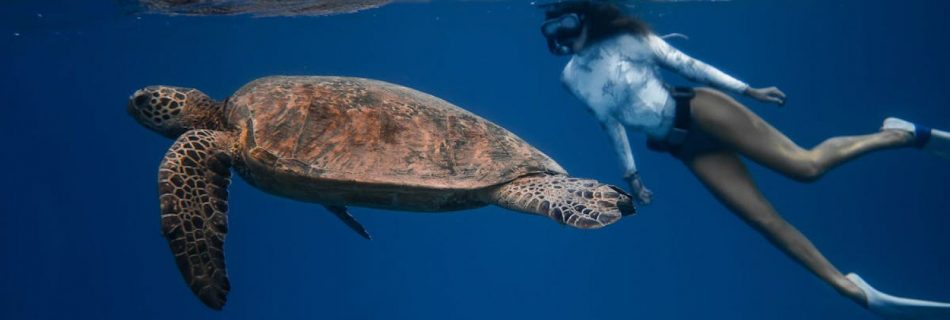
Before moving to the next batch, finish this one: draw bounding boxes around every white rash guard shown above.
[560,32,749,174]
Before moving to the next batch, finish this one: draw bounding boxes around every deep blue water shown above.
[2,1,949,319]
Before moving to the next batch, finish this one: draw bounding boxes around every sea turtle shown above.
[128,76,635,309]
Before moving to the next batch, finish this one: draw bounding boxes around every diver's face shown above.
[569,25,589,53]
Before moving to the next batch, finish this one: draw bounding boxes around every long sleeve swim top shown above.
[561,33,749,138]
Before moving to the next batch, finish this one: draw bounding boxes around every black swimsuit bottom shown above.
[647,87,725,160]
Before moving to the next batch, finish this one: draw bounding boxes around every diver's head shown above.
[127,86,223,138]
[538,1,650,55]
[541,11,589,55]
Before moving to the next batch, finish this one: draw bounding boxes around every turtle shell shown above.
[226,76,566,191]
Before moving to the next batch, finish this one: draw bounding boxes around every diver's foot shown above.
[883,117,917,133]
[847,273,950,320]
[883,117,950,160]
[883,117,930,148]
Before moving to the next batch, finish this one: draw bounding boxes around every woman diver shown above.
[537,1,950,319]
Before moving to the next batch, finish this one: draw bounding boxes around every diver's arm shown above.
[647,34,749,94]
[601,117,653,204]
[648,34,787,105]
[602,117,637,175]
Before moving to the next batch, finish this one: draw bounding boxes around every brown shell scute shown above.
[227,76,566,189]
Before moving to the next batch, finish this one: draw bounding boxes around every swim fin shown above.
[847,273,950,320]
[883,117,950,161]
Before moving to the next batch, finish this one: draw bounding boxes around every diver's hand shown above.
[745,86,786,106]
[624,171,653,205]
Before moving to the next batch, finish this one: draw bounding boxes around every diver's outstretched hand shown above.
[745,86,786,106]
[624,172,653,205]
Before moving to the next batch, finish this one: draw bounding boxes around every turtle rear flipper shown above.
[324,205,372,240]
[485,174,635,229]
[159,130,234,310]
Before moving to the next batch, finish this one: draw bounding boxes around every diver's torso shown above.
[561,33,675,138]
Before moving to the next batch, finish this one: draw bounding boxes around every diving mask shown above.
[541,13,584,55]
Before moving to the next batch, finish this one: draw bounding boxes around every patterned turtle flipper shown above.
[159,130,234,310]
[324,205,372,240]
[485,174,635,229]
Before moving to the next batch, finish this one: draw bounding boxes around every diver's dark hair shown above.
[544,2,650,45]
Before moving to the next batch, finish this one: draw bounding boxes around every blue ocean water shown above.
[2,1,949,319]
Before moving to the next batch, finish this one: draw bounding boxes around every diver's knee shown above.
[789,160,824,183]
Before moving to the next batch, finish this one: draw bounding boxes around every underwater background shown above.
[2,1,949,319]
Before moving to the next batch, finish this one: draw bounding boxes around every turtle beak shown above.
[127,91,139,116]
[127,89,149,116]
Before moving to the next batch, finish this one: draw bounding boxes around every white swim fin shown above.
[883,117,950,161]
[847,273,950,320]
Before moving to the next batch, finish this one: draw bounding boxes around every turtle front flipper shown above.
[485,174,635,229]
[324,205,372,240]
[158,129,234,310]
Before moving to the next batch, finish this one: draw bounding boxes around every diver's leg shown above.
[689,88,913,182]
[684,149,866,305]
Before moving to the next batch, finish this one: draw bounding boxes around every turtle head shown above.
[128,86,224,138]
